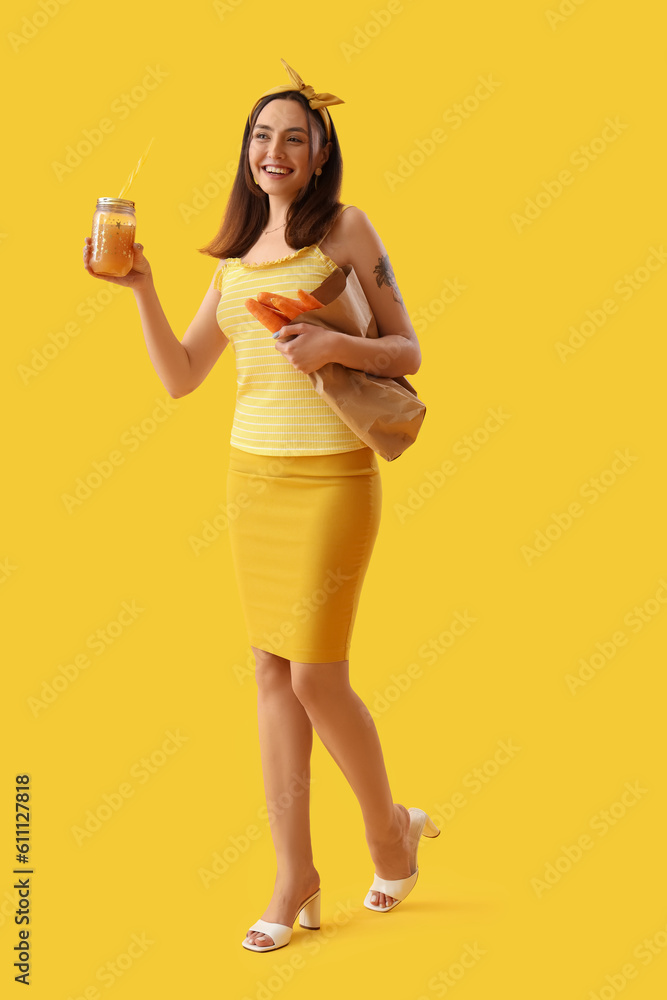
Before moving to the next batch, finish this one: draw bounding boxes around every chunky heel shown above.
[242,887,321,951]
[299,888,321,929]
[422,813,441,838]
[364,807,440,912]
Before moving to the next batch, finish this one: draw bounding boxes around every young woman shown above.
[82,59,440,953]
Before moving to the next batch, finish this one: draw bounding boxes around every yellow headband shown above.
[248,58,344,142]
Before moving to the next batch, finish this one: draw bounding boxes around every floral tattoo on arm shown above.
[373,254,404,307]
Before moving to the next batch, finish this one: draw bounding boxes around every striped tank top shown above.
[213,205,368,457]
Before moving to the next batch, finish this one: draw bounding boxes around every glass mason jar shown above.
[90,198,137,277]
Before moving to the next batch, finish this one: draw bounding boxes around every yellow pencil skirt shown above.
[226,444,382,663]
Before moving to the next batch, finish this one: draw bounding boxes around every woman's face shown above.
[249,98,330,196]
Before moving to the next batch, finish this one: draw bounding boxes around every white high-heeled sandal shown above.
[242,888,321,952]
[364,807,440,912]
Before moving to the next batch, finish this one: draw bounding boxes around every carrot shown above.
[262,301,290,322]
[269,294,307,319]
[244,298,288,334]
[256,291,284,307]
[255,291,307,320]
[257,289,322,314]
[247,289,321,333]
[255,291,302,318]
[296,289,322,310]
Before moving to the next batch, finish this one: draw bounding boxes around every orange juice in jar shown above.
[90,198,136,277]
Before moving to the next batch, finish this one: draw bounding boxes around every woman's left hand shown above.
[272,323,339,375]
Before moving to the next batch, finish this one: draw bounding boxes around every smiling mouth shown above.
[262,166,294,176]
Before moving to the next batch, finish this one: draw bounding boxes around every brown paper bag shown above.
[282,264,426,462]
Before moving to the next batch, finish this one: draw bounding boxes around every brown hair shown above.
[198,91,344,261]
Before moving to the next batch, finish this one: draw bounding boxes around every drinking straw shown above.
[118,137,155,199]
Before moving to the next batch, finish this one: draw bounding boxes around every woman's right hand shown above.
[83,236,153,290]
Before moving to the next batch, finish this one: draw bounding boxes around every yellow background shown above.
[2,0,666,996]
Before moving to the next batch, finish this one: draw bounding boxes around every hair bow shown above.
[248,58,344,141]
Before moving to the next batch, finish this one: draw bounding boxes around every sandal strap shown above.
[247,917,292,947]
[369,869,419,901]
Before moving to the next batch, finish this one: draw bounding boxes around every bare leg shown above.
[244,647,320,948]
[290,659,413,908]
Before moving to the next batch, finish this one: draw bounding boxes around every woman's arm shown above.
[83,238,229,396]
[327,207,421,377]
[133,270,229,398]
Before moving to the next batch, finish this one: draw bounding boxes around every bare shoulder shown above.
[320,205,377,267]
[330,204,367,245]
[322,206,406,308]
[338,204,366,227]
[320,205,419,367]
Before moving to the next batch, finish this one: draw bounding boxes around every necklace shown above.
[262,221,287,235]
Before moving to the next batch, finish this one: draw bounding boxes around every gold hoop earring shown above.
[314,167,322,190]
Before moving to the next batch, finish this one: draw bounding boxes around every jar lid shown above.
[96,197,136,209]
